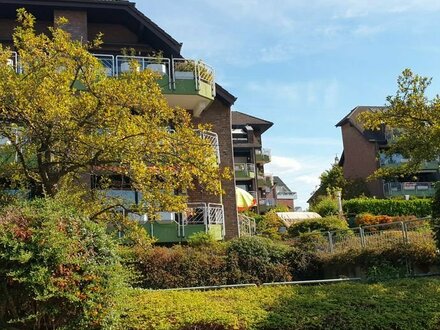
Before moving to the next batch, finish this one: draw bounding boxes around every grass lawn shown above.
[121,277,440,330]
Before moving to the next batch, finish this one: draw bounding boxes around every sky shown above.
[137,0,440,209]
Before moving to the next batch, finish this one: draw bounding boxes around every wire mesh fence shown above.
[306,218,435,254]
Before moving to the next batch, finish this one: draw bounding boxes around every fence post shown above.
[401,221,408,244]
[327,231,334,253]
[359,227,366,248]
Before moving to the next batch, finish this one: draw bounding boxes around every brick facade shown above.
[54,10,87,42]
[341,123,383,197]
[191,101,239,239]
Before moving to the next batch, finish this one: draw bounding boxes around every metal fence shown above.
[306,219,434,254]
[238,213,256,237]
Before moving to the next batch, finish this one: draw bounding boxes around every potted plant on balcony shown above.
[174,60,196,80]
[146,51,167,76]
[174,60,214,82]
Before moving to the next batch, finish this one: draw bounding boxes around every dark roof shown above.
[232,111,273,133]
[0,0,182,53]
[0,0,237,106]
[273,176,294,193]
[216,84,237,106]
[336,106,387,143]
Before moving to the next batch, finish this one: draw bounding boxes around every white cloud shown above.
[266,154,335,209]
[246,79,340,111]
[267,156,302,174]
[352,25,385,37]
[265,136,341,147]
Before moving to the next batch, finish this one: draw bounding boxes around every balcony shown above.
[7,51,18,72]
[9,52,216,116]
[195,129,220,163]
[276,191,297,200]
[94,54,215,117]
[257,172,273,188]
[384,182,435,197]
[255,148,271,164]
[234,163,256,180]
[380,153,439,171]
[143,202,224,243]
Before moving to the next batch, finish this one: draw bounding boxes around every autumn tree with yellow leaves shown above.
[0,10,226,216]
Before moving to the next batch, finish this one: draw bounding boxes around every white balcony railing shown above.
[93,54,116,77]
[184,202,224,237]
[276,191,297,200]
[194,129,220,163]
[7,51,18,73]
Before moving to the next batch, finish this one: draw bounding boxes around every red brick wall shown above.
[54,10,87,42]
[88,23,139,45]
[190,100,239,239]
[277,199,294,210]
[341,123,383,197]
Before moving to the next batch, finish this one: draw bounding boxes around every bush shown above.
[256,210,285,240]
[343,198,431,217]
[121,278,440,330]
[226,236,292,284]
[288,216,349,237]
[355,213,418,227]
[431,183,440,250]
[309,196,339,217]
[134,245,228,289]
[0,199,126,329]
[187,231,217,248]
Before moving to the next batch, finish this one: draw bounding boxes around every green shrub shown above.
[343,198,431,217]
[134,245,229,289]
[0,199,126,329]
[286,246,323,280]
[256,210,285,240]
[121,278,440,330]
[288,216,349,237]
[226,236,291,284]
[431,183,440,250]
[187,231,217,248]
[309,196,339,217]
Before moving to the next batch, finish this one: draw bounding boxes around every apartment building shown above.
[231,111,275,213]
[0,0,240,241]
[337,106,439,198]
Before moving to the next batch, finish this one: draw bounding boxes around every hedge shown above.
[288,216,349,237]
[122,278,440,329]
[343,198,431,217]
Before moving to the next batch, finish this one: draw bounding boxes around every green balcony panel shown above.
[384,182,435,198]
[143,222,222,243]
[234,163,256,180]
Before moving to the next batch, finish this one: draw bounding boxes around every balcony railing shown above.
[194,129,220,163]
[257,172,273,188]
[6,51,18,73]
[384,182,435,197]
[259,198,276,206]
[379,153,439,171]
[255,148,271,164]
[9,52,216,113]
[276,191,297,200]
[234,163,256,180]
[92,54,215,97]
[184,202,224,227]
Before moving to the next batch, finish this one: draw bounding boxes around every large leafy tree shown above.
[0,10,225,216]
[360,68,440,177]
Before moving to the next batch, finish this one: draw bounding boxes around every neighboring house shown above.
[0,0,239,241]
[336,106,439,198]
[272,176,297,210]
[231,111,274,213]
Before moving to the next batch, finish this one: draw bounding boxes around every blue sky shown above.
[137,0,440,209]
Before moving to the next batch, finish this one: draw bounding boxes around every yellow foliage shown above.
[0,10,226,216]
